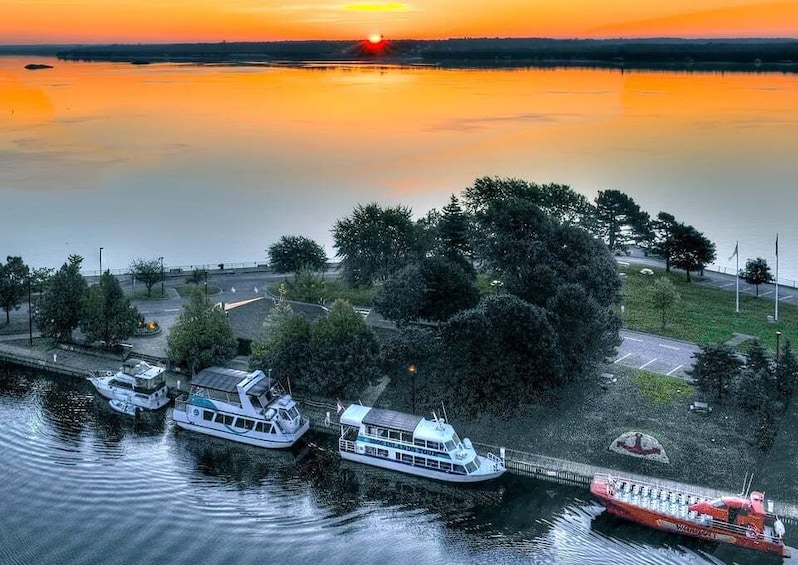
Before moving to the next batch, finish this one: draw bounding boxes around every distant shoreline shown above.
[26,38,798,73]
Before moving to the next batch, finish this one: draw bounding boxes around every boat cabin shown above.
[689,492,768,532]
[112,359,166,394]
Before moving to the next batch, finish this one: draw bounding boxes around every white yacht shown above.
[338,404,505,483]
[172,367,309,448]
[88,358,170,412]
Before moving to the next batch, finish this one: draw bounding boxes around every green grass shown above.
[620,266,798,351]
[174,284,221,298]
[631,369,694,404]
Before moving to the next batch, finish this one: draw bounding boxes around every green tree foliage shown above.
[776,338,798,402]
[167,288,237,375]
[463,176,595,227]
[129,258,163,297]
[651,212,679,272]
[80,272,139,346]
[250,299,379,398]
[688,343,742,404]
[670,224,716,282]
[0,256,30,324]
[647,277,680,329]
[734,366,770,412]
[332,203,424,287]
[185,268,208,285]
[379,326,442,413]
[285,269,327,304]
[740,257,774,296]
[436,195,474,274]
[374,257,479,325]
[34,255,88,343]
[438,295,562,415]
[29,267,54,293]
[267,235,328,278]
[593,189,651,253]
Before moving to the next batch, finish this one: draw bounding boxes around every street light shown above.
[408,364,417,413]
[159,256,164,298]
[27,276,33,346]
[99,247,103,276]
[776,331,782,365]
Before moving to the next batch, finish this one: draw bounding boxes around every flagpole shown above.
[735,242,739,313]
[775,234,779,322]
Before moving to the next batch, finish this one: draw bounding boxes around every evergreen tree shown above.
[80,272,140,346]
[651,212,679,272]
[593,189,651,253]
[167,288,237,375]
[34,255,87,343]
[688,343,742,404]
[776,338,798,402]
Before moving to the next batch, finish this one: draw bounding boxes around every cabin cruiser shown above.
[338,404,505,483]
[172,366,309,448]
[88,358,170,412]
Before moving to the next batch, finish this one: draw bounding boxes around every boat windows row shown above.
[201,410,275,434]
[364,425,459,452]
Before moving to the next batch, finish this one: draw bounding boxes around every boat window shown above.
[426,459,439,469]
[465,461,477,473]
[472,457,481,469]
[367,426,378,436]
[214,413,234,426]
[378,428,389,438]
[711,500,726,508]
[427,441,442,451]
[287,406,299,420]
[440,462,452,471]
[400,453,414,464]
[452,465,465,474]
[400,432,413,444]
[111,380,133,390]
[203,410,214,421]
[413,438,426,447]
[452,433,461,446]
[444,440,455,451]
[234,418,254,430]
[255,422,267,433]
[388,430,401,441]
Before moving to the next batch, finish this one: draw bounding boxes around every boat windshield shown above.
[444,440,455,452]
[279,406,300,421]
[452,433,461,447]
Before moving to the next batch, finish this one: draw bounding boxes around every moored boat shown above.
[109,399,140,416]
[338,404,505,483]
[88,358,170,412]
[172,366,309,448]
[591,473,789,557]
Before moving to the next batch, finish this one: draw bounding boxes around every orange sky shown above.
[2,0,797,44]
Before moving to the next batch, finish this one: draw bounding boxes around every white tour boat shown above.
[88,358,170,413]
[338,404,506,483]
[172,366,309,448]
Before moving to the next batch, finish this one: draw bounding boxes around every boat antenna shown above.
[432,410,438,422]
[441,401,448,424]
[287,375,292,397]
[738,472,754,496]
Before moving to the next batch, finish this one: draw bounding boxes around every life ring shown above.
[192,408,200,417]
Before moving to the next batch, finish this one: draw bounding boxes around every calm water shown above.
[1,56,797,280]
[0,365,792,564]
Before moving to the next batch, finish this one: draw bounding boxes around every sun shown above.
[368,34,383,44]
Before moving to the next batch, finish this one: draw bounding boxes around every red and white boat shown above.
[591,473,789,558]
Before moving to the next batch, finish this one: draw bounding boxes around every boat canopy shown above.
[363,408,423,434]
[339,404,373,428]
[192,367,250,392]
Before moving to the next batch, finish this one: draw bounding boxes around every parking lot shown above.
[611,329,699,381]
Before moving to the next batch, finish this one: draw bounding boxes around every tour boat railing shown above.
[339,438,356,453]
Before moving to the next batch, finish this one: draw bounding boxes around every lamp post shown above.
[776,331,782,365]
[159,256,164,298]
[408,364,417,413]
[204,269,208,300]
[99,247,103,276]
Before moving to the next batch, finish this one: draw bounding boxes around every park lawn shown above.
[375,364,759,492]
[620,266,798,352]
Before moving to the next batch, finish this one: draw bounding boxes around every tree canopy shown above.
[267,235,328,278]
[332,203,424,287]
[80,272,140,347]
[670,224,716,282]
[0,256,30,325]
[34,255,88,343]
[651,212,679,272]
[741,257,774,296]
[688,343,742,403]
[647,276,680,329]
[593,189,651,252]
[167,288,237,375]
[129,258,164,297]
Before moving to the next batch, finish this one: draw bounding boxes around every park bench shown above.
[690,401,712,414]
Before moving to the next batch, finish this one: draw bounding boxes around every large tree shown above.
[167,288,237,375]
[250,303,315,384]
[374,257,479,325]
[80,272,140,347]
[436,194,473,273]
[267,235,328,278]
[439,295,563,415]
[740,257,774,297]
[379,326,442,413]
[0,256,30,324]
[670,224,716,282]
[34,255,88,343]
[688,343,742,404]
[776,338,798,402]
[332,203,424,287]
[129,258,164,297]
[593,189,651,253]
[651,212,679,272]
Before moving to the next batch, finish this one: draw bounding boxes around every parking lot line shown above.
[639,358,658,369]
[659,344,680,350]
[614,353,632,364]
[779,295,794,301]
[623,336,643,342]
[667,364,684,376]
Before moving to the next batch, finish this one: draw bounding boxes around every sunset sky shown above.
[3,0,798,44]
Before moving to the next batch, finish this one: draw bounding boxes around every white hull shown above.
[339,451,505,483]
[88,376,170,411]
[173,409,309,449]
[109,399,139,416]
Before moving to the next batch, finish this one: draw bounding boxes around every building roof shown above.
[192,366,249,392]
[362,407,423,434]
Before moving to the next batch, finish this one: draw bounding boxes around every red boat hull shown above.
[591,476,790,558]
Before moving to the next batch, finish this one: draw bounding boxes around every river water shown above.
[0,365,792,564]
[1,57,797,280]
